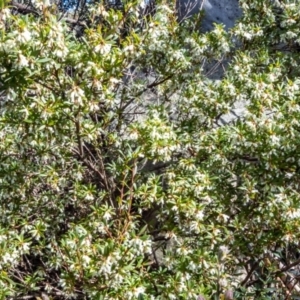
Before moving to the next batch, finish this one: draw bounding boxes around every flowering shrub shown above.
[1,0,300,298]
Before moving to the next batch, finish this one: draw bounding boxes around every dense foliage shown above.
[1,0,300,298]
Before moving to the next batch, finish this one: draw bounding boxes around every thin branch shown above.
[9,1,86,26]
[10,1,40,16]
[121,74,174,112]
[75,117,83,157]
[275,257,300,275]
[241,260,261,286]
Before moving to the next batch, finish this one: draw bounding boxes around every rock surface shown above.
[138,0,245,125]
[177,0,242,32]
[177,0,245,124]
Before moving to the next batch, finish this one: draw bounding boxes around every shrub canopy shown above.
[1,0,300,299]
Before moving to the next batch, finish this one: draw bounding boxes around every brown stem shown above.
[241,259,261,286]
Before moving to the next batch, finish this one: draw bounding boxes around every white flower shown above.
[95,222,106,234]
[82,255,91,266]
[133,286,145,297]
[188,261,197,271]
[176,246,192,256]
[0,8,10,23]
[99,255,113,274]
[103,210,112,221]
[160,4,173,14]
[109,77,119,84]
[95,43,111,55]
[2,251,18,265]
[124,45,134,53]
[143,239,152,254]
[128,129,139,140]
[69,86,85,105]
[17,53,29,67]
[17,29,31,43]
[43,0,51,7]
[54,47,68,58]
[113,273,124,286]
[74,171,83,180]
[286,209,300,219]
[243,31,252,40]
[218,245,230,261]
[85,193,94,201]
[98,5,109,17]
[217,214,230,223]
[219,277,228,287]
[21,242,30,253]
[195,210,204,220]
[0,235,7,242]
[2,253,14,264]
[270,134,280,146]
[31,0,50,9]
[284,31,297,40]
[189,220,200,233]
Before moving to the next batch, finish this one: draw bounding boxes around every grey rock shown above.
[139,0,247,125]
[177,0,242,32]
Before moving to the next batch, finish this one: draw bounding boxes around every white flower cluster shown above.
[68,85,85,106]
[124,236,152,256]
[126,286,146,299]
[128,110,180,162]
[0,8,10,29]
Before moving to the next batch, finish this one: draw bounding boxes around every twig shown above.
[10,1,40,16]
[9,1,87,26]
[241,260,261,286]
